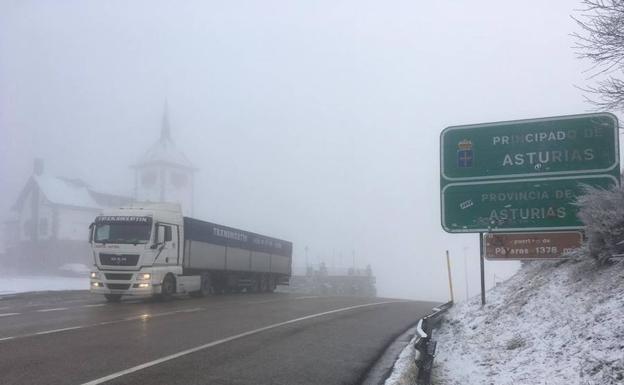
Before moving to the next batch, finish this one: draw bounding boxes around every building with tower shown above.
[2,103,196,273]
[132,103,196,216]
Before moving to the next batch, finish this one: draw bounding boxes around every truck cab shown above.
[89,203,199,302]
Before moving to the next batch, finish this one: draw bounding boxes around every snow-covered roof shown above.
[34,174,100,208]
[12,174,132,211]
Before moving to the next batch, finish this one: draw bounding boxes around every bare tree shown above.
[575,184,624,263]
[572,1,624,111]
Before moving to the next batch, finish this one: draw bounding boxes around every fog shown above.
[0,1,603,300]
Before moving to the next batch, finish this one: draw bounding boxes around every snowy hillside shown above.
[433,258,624,385]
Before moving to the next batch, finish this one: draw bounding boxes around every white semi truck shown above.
[89,203,292,302]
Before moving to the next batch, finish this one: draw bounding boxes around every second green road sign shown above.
[442,175,617,232]
[440,113,620,233]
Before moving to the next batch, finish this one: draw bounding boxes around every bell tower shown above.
[133,101,196,215]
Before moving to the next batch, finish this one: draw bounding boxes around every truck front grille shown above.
[107,283,131,290]
[99,254,139,266]
[104,273,133,280]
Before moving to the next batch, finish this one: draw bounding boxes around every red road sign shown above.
[484,231,583,260]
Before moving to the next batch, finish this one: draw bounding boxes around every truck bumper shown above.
[90,272,161,296]
[90,282,159,296]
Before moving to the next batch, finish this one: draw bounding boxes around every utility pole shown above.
[304,245,309,268]
[446,250,454,303]
[463,245,469,301]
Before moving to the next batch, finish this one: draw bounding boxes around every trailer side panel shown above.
[183,217,292,274]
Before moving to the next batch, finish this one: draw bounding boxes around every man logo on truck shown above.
[109,255,128,264]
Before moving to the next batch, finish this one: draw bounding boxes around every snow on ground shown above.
[384,334,419,385]
[0,276,89,295]
[433,258,624,385]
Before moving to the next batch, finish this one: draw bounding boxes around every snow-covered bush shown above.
[575,183,624,264]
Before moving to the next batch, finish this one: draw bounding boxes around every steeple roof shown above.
[133,101,195,170]
[161,99,172,142]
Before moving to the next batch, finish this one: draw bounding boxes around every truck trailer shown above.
[89,203,292,302]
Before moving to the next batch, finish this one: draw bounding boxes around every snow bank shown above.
[384,334,419,385]
[433,258,624,385]
[0,276,88,295]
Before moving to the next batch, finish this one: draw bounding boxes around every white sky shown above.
[0,1,613,300]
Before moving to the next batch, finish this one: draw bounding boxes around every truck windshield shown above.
[94,216,152,244]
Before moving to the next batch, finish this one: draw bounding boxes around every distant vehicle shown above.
[89,203,292,302]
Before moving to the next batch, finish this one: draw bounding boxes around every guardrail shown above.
[413,301,453,385]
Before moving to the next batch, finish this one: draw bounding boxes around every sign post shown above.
[479,233,485,306]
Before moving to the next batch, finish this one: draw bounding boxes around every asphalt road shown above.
[0,291,436,385]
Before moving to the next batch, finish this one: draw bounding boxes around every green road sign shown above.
[440,113,620,233]
[442,175,618,232]
[441,113,619,181]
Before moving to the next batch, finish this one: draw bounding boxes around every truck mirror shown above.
[151,224,164,249]
[164,226,172,242]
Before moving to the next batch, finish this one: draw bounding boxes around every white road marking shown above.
[83,304,107,308]
[35,326,83,335]
[178,307,202,313]
[0,313,20,317]
[36,307,69,312]
[0,305,213,343]
[81,300,405,385]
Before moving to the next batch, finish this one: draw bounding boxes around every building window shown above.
[171,172,187,188]
[141,171,157,187]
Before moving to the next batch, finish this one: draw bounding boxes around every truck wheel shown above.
[190,273,212,298]
[159,274,176,301]
[248,278,259,293]
[259,276,268,292]
[266,276,276,293]
[104,294,122,303]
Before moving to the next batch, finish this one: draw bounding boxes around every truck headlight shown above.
[90,272,99,279]
[138,273,151,280]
